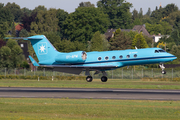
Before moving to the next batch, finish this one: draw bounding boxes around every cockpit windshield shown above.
[159,50,166,52]
[155,49,166,53]
[155,50,159,53]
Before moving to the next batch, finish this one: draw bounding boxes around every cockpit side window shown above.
[155,50,159,53]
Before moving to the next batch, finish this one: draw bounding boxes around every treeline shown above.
[0,0,180,69]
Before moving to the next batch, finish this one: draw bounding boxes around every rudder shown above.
[24,35,59,63]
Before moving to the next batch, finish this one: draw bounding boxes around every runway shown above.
[0,87,180,100]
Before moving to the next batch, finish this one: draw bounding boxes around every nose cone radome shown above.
[170,54,177,61]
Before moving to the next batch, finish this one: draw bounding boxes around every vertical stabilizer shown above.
[24,35,59,63]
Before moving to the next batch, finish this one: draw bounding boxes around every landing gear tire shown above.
[162,70,166,74]
[86,76,93,82]
[101,76,108,82]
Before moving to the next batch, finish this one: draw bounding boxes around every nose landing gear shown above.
[159,64,166,74]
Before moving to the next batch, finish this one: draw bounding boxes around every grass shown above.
[0,79,180,89]
[0,98,180,120]
[0,79,180,119]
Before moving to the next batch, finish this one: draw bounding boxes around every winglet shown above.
[29,56,40,67]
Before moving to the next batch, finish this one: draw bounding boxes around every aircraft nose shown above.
[171,54,177,60]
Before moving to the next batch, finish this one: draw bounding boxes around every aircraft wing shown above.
[41,63,121,75]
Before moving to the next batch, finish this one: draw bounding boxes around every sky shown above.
[1,0,180,14]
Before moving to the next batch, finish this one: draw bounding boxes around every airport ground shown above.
[0,98,180,120]
[0,79,180,119]
[0,78,180,89]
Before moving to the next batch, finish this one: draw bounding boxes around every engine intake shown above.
[55,51,87,63]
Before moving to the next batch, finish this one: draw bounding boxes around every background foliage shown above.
[0,1,180,68]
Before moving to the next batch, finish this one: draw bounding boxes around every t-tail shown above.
[5,35,59,64]
[24,35,59,63]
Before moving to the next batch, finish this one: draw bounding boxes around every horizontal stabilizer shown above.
[4,37,43,40]
[29,56,39,67]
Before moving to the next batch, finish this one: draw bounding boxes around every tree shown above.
[0,4,13,24]
[89,31,103,51]
[145,22,172,35]
[0,4,13,38]
[21,12,37,32]
[4,2,23,22]
[0,46,12,68]
[11,21,16,37]
[44,31,61,45]
[54,39,86,52]
[133,18,142,26]
[56,9,68,38]
[32,5,47,13]
[171,29,180,45]
[139,8,143,19]
[131,33,149,49]
[164,11,180,28]
[97,0,133,29]
[21,7,32,16]
[132,9,138,21]
[171,45,180,64]
[0,21,8,38]
[0,40,24,68]
[30,8,58,34]
[101,34,110,51]
[151,4,178,21]
[19,29,29,37]
[63,7,109,43]
[0,39,6,48]
[146,8,151,16]
[79,2,95,7]
[11,44,24,68]
[125,30,139,40]
[109,30,132,50]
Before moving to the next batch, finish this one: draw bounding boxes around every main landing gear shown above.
[101,76,108,82]
[86,76,108,82]
[85,70,108,82]
[159,64,166,74]
[86,76,93,82]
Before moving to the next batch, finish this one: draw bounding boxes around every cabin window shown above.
[126,55,130,58]
[155,50,159,53]
[98,57,102,61]
[119,55,123,59]
[134,54,137,58]
[112,56,116,59]
[105,56,109,60]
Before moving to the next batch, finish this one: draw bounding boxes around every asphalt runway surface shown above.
[0,87,180,100]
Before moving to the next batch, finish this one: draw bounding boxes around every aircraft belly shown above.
[83,62,123,67]
[53,68,83,75]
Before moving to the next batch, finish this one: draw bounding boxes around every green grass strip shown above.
[0,98,180,120]
[0,79,180,89]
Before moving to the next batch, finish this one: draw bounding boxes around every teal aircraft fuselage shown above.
[6,35,177,82]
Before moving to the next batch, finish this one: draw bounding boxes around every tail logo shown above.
[38,42,48,55]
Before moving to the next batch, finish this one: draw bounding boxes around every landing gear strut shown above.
[86,76,93,82]
[159,64,166,74]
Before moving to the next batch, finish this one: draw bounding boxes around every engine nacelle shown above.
[55,51,87,63]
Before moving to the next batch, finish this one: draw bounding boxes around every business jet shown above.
[6,35,177,82]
